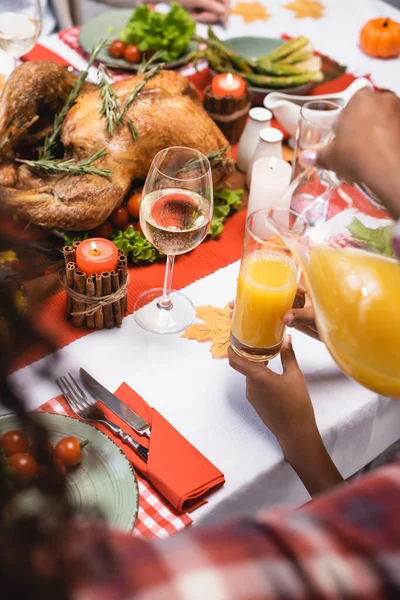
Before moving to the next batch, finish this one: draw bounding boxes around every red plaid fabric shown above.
[80,463,400,599]
[37,396,192,539]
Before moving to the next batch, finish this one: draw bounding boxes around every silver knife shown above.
[80,368,151,438]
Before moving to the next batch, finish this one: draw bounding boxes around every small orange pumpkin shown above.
[360,17,400,58]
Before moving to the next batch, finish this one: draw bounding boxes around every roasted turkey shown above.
[0,62,233,230]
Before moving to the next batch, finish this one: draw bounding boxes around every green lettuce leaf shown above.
[347,217,394,257]
[210,187,243,239]
[120,4,195,61]
[63,231,88,245]
[111,226,164,264]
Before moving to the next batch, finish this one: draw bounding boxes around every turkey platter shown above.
[0,62,233,231]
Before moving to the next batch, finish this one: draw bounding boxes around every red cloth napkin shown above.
[21,43,72,66]
[94,383,225,513]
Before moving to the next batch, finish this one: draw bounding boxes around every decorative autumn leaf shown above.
[181,303,231,359]
[283,0,325,19]
[232,1,271,24]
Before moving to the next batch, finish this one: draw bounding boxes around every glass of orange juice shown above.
[230,208,301,362]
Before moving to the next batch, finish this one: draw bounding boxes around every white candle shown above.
[247,157,292,217]
[246,128,284,188]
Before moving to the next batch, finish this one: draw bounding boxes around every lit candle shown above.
[76,238,119,275]
[211,72,247,99]
[247,157,292,217]
[247,127,284,188]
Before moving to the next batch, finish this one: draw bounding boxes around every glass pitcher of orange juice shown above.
[269,172,400,398]
[231,208,301,362]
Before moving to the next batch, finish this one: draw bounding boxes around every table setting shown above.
[1,0,400,539]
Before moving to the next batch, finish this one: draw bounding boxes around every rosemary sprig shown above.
[98,68,123,135]
[206,145,231,164]
[179,146,231,173]
[40,40,108,160]
[123,63,163,114]
[120,62,164,141]
[138,50,167,75]
[17,149,111,178]
[127,118,139,141]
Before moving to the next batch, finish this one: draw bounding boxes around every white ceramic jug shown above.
[264,78,373,138]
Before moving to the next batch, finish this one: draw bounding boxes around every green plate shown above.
[0,412,139,531]
[221,36,314,99]
[79,9,196,72]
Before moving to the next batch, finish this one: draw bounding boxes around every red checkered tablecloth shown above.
[37,395,192,539]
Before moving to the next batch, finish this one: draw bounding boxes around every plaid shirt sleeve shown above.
[83,463,400,600]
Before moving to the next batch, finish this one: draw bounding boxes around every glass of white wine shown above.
[0,0,42,65]
[134,146,213,334]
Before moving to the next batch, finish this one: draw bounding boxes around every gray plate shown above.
[79,9,196,71]
[0,412,139,531]
[221,36,314,104]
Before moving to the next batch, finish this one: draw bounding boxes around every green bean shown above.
[265,36,309,63]
[280,47,313,64]
[255,56,321,76]
[239,70,324,88]
[194,31,254,74]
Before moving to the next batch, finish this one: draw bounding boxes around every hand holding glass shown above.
[231,208,301,362]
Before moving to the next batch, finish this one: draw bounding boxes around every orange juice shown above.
[308,247,400,397]
[231,249,298,360]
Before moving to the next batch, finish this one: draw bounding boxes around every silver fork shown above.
[56,374,149,462]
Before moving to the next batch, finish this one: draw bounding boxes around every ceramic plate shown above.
[0,412,139,531]
[79,9,196,72]
[223,36,314,99]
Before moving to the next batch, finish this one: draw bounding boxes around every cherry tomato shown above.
[135,220,144,236]
[108,40,127,59]
[111,206,129,229]
[124,45,142,64]
[54,436,84,467]
[0,430,30,456]
[9,453,38,483]
[91,220,113,239]
[127,192,141,219]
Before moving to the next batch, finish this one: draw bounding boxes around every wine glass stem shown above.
[158,254,175,310]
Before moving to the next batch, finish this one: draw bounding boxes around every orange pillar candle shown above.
[211,73,247,99]
[76,238,119,275]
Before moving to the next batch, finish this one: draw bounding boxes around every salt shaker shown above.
[246,127,283,187]
[236,107,272,173]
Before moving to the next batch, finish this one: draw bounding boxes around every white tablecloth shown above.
[4,0,400,525]
[8,260,400,525]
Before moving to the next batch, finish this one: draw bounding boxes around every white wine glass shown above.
[134,146,213,334]
[0,0,42,66]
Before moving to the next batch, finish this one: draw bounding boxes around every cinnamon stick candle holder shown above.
[203,84,251,144]
[61,243,128,329]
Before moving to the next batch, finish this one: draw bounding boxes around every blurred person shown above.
[50,0,230,31]
[1,88,400,599]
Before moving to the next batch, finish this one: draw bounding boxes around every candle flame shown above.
[269,157,277,170]
[226,72,233,87]
[89,240,101,257]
